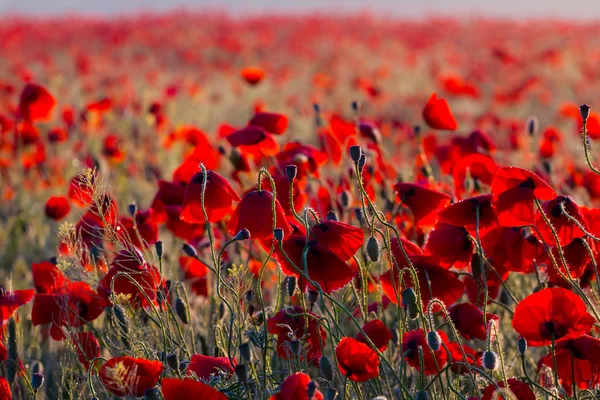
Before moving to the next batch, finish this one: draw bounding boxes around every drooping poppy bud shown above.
[482,350,499,370]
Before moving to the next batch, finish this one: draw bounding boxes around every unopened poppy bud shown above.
[313,103,321,113]
[518,336,527,356]
[351,101,360,113]
[286,165,297,181]
[407,304,419,320]
[358,154,367,169]
[349,145,362,163]
[239,342,251,363]
[143,387,161,400]
[31,373,44,391]
[175,298,189,324]
[49,256,58,265]
[235,228,251,241]
[401,288,417,307]
[31,361,44,375]
[113,304,130,334]
[287,276,297,297]
[326,211,337,221]
[235,364,248,383]
[427,331,441,352]
[307,381,319,399]
[308,290,319,305]
[326,388,338,400]
[128,202,137,217]
[354,208,363,222]
[413,125,421,138]
[167,352,179,371]
[526,116,538,137]
[274,228,284,242]
[155,241,163,258]
[289,340,301,356]
[415,390,429,400]
[182,243,197,258]
[580,104,591,121]
[482,350,499,370]
[247,303,255,315]
[245,290,255,302]
[366,236,380,262]
[218,145,227,155]
[320,355,334,381]
[340,191,352,209]
[252,311,264,326]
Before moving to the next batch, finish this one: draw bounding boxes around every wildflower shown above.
[335,337,380,382]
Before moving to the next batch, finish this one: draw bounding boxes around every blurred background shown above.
[2,0,600,19]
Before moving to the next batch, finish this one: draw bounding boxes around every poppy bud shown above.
[358,154,367,169]
[235,228,251,241]
[471,253,483,282]
[349,145,362,163]
[31,361,44,375]
[239,342,251,363]
[401,288,417,307]
[526,116,538,137]
[155,241,163,258]
[175,298,189,324]
[482,350,499,370]
[313,103,321,113]
[580,104,591,122]
[366,236,381,262]
[113,304,130,334]
[245,290,255,303]
[518,336,527,356]
[182,243,197,258]
[354,208,363,222]
[7,318,17,384]
[167,352,179,371]
[274,228,284,242]
[218,145,227,155]
[286,165,297,181]
[326,211,338,221]
[143,387,161,400]
[351,101,360,113]
[320,355,334,381]
[307,380,320,399]
[235,364,248,384]
[49,256,58,265]
[287,276,297,297]
[415,390,429,400]
[427,331,441,352]
[413,125,421,138]
[407,304,419,320]
[247,303,255,315]
[128,202,137,217]
[326,388,338,400]
[252,311,264,326]
[31,373,44,391]
[308,290,319,306]
[289,340,301,356]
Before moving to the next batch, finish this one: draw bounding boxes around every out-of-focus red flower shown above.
[513,287,595,346]
[186,354,235,380]
[72,332,100,369]
[336,337,380,382]
[226,126,279,157]
[452,153,499,198]
[249,112,288,135]
[179,256,208,297]
[422,93,458,130]
[547,238,593,285]
[162,378,227,400]
[241,67,265,85]
[448,302,499,340]
[68,174,95,208]
[102,135,125,163]
[270,372,323,400]
[424,222,474,269]
[117,209,159,249]
[228,190,291,240]
[356,319,393,351]
[0,288,34,325]
[48,127,68,143]
[437,194,498,237]
[45,196,71,221]
[402,329,448,375]
[394,183,451,227]
[0,377,11,400]
[482,378,536,400]
[32,261,69,293]
[447,342,479,374]
[98,356,163,397]
[19,83,56,122]
[180,170,240,224]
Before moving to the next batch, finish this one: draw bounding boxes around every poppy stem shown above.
[551,334,560,391]
[581,118,600,176]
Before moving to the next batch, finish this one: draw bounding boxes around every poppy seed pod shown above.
[366,236,381,262]
[427,331,442,352]
[143,387,161,400]
[407,304,419,320]
[286,164,297,181]
[482,350,499,370]
[182,243,197,258]
[349,145,362,163]
[307,380,320,399]
[274,228,285,242]
[401,288,417,307]
[287,276,297,297]
[235,364,248,384]
[340,190,352,209]
[358,154,367,169]
[326,388,339,400]
[239,342,251,363]
[415,390,429,400]
[326,211,338,221]
[235,228,251,241]
[128,202,137,217]
[175,298,189,324]
[320,355,334,381]
[518,336,527,356]
[526,116,538,137]
[580,104,590,121]
[154,241,163,258]
[31,373,44,391]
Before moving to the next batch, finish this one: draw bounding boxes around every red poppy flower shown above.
[480,227,541,274]
[275,234,356,293]
[422,93,458,130]
[99,356,163,397]
[309,220,364,261]
[117,209,159,249]
[513,287,596,346]
[547,238,593,285]
[180,170,240,224]
[86,193,118,227]
[19,83,56,122]
[448,302,499,340]
[335,337,380,382]
[441,75,480,98]
[73,332,100,369]
[151,180,205,241]
[241,67,265,85]
[402,329,448,375]
[68,174,95,207]
[394,183,451,227]
[32,261,69,293]
[179,256,208,297]
[44,196,70,220]
[0,288,34,324]
[356,319,393,351]
[267,306,327,363]
[32,282,106,340]
[447,342,479,374]
[186,354,235,380]
[464,270,505,307]
[172,146,220,182]
[0,377,11,400]
[452,154,499,198]
[491,167,556,227]
[228,190,291,240]
[249,112,288,135]
[48,127,68,143]
[424,222,474,269]
[264,172,307,215]
[162,378,227,400]
[271,372,323,400]
[437,194,498,237]
[275,142,327,180]
[482,378,535,400]
[533,196,587,246]
[226,126,279,157]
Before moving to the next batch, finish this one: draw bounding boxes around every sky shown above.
[1,0,600,19]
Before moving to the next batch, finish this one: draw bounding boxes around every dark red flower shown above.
[0,288,34,324]
[547,238,593,285]
[491,167,556,227]
[32,261,69,293]
[437,194,499,237]
[275,142,327,180]
[179,256,208,297]
[241,67,265,86]
[482,378,535,400]
[99,356,163,397]
[447,342,479,374]
[452,154,499,199]
[424,222,474,269]
[533,196,587,246]
[180,170,240,224]
[271,372,324,400]
[186,354,235,380]
[513,287,596,346]
[336,337,380,382]
[422,93,458,130]
[162,378,227,400]
[448,303,499,340]
[267,306,327,363]
[309,220,364,261]
[226,126,279,157]
[68,174,95,207]
[356,319,393,351]
[394,183,451,227]
[0,377,11,400]
[402,329,448,375]
[72,332,100,369]
[45,196,71,220]
[228,190,291,240]
[248,112,288,135]
[117,209,159,249]
[19,83,56,122]
[480,227,541,274]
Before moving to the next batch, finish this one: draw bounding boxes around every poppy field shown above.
[3,12,600,400]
